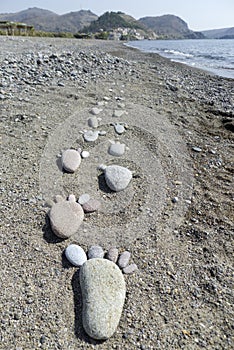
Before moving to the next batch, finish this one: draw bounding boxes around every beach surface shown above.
[0,37,233,349]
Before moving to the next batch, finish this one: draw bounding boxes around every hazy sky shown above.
[0,0,233,30]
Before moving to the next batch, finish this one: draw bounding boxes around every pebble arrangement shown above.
[48,97,138,340]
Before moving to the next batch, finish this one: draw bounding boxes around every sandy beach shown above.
[0,37,233,349]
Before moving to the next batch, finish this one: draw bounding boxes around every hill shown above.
[139,14,205,39]
[81,11,156,39]
[0,7,98,33]
[202,27,234,39]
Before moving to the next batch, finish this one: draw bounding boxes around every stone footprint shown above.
[65,245,137,340]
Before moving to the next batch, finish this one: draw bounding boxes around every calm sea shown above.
[126,39,234,79]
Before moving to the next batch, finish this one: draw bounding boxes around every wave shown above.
[163,49,194,58]
[198,54,225,61]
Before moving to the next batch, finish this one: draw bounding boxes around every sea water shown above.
[126,39,234,79]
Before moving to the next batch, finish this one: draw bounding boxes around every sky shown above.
[0,1,233,31]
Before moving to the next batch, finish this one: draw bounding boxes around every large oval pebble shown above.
[49,201,84,238]
[80,258,126,340]
[65,244,87,266]
[108,143,125,157]
[61,149,81,173]
[104,165,132,192]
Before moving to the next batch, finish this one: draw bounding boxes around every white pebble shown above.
[81,150,90,158]
[78,193,91,205]
[65,244,87,267]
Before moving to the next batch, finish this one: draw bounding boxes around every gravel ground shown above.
[0,37,233,350]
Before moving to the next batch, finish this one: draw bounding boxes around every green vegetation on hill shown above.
[82,11,143,33]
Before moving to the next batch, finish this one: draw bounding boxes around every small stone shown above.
[83,130,99,142]
[192,146,202,152]
[81,150,90,158]
[113,110,125,118]
[78,193,90,205]
[123,263,138,274]
[88,116,98,128]
[88,245,104,259]
[98,130,107,136]
[90,107,102,115]
[108,143,125,157]
[104,165,132,192]
[49,198,84,239]
[103,96,110,101]
[61,149,81,173]
[117,251,131,269]
[172,196,179,203]
[106,247,119,263]
[80,258,126,340]
[65,244,87,266]
[114,123,125,134]
[82,199,101,213]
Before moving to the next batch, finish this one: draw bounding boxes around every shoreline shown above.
[124,39,234,80]
[1,37,233,349]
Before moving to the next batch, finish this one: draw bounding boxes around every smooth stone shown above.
[49,201,84,238]
[108,143,125,157]
[80,258,126,340]
[123,263,138,274]
[61,149,81,173]
[117,251,131,269]
[90,107,102,115]
[78,193,90,205]
[99,130,107,136]
[82,199,101,213]
[65,244,87,267]
[113,110,125,118]
[103,96,110,101]
[104,165,132,192]
[81,150,90,158]
[83,130,99,142]
[88,116,98,128]
[88,245,104,259]
[106,247,119,263]
[114,123,125,134]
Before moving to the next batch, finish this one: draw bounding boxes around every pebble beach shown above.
[0,37,233,349]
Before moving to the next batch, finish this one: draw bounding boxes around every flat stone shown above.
[61,149,81,173]
[106,247,119,263]
[80,258,126,340]
[90,107,102,115]
[117,251,131,269]
[65,244,87,266]
[83,130,99,142]
[192,146,202,152]
[123,263,138,274]
[78,193,90,205]
[108,143,125,157]
[82,199,101,213]
[88,246,104,259]
[113,110,125,118]
[88,116,98,128]
[49,200,84,239]
[114,123,125,134]
[104,165,132,192]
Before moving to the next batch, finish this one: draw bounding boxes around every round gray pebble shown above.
[88,245,104,259]
[65,244,87,266]
[61,149,81,173]
[88,116,98,128]
[114,123,125,134]
[83,130,99,142]
[108,143,125,157]
[104,165,132,192]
